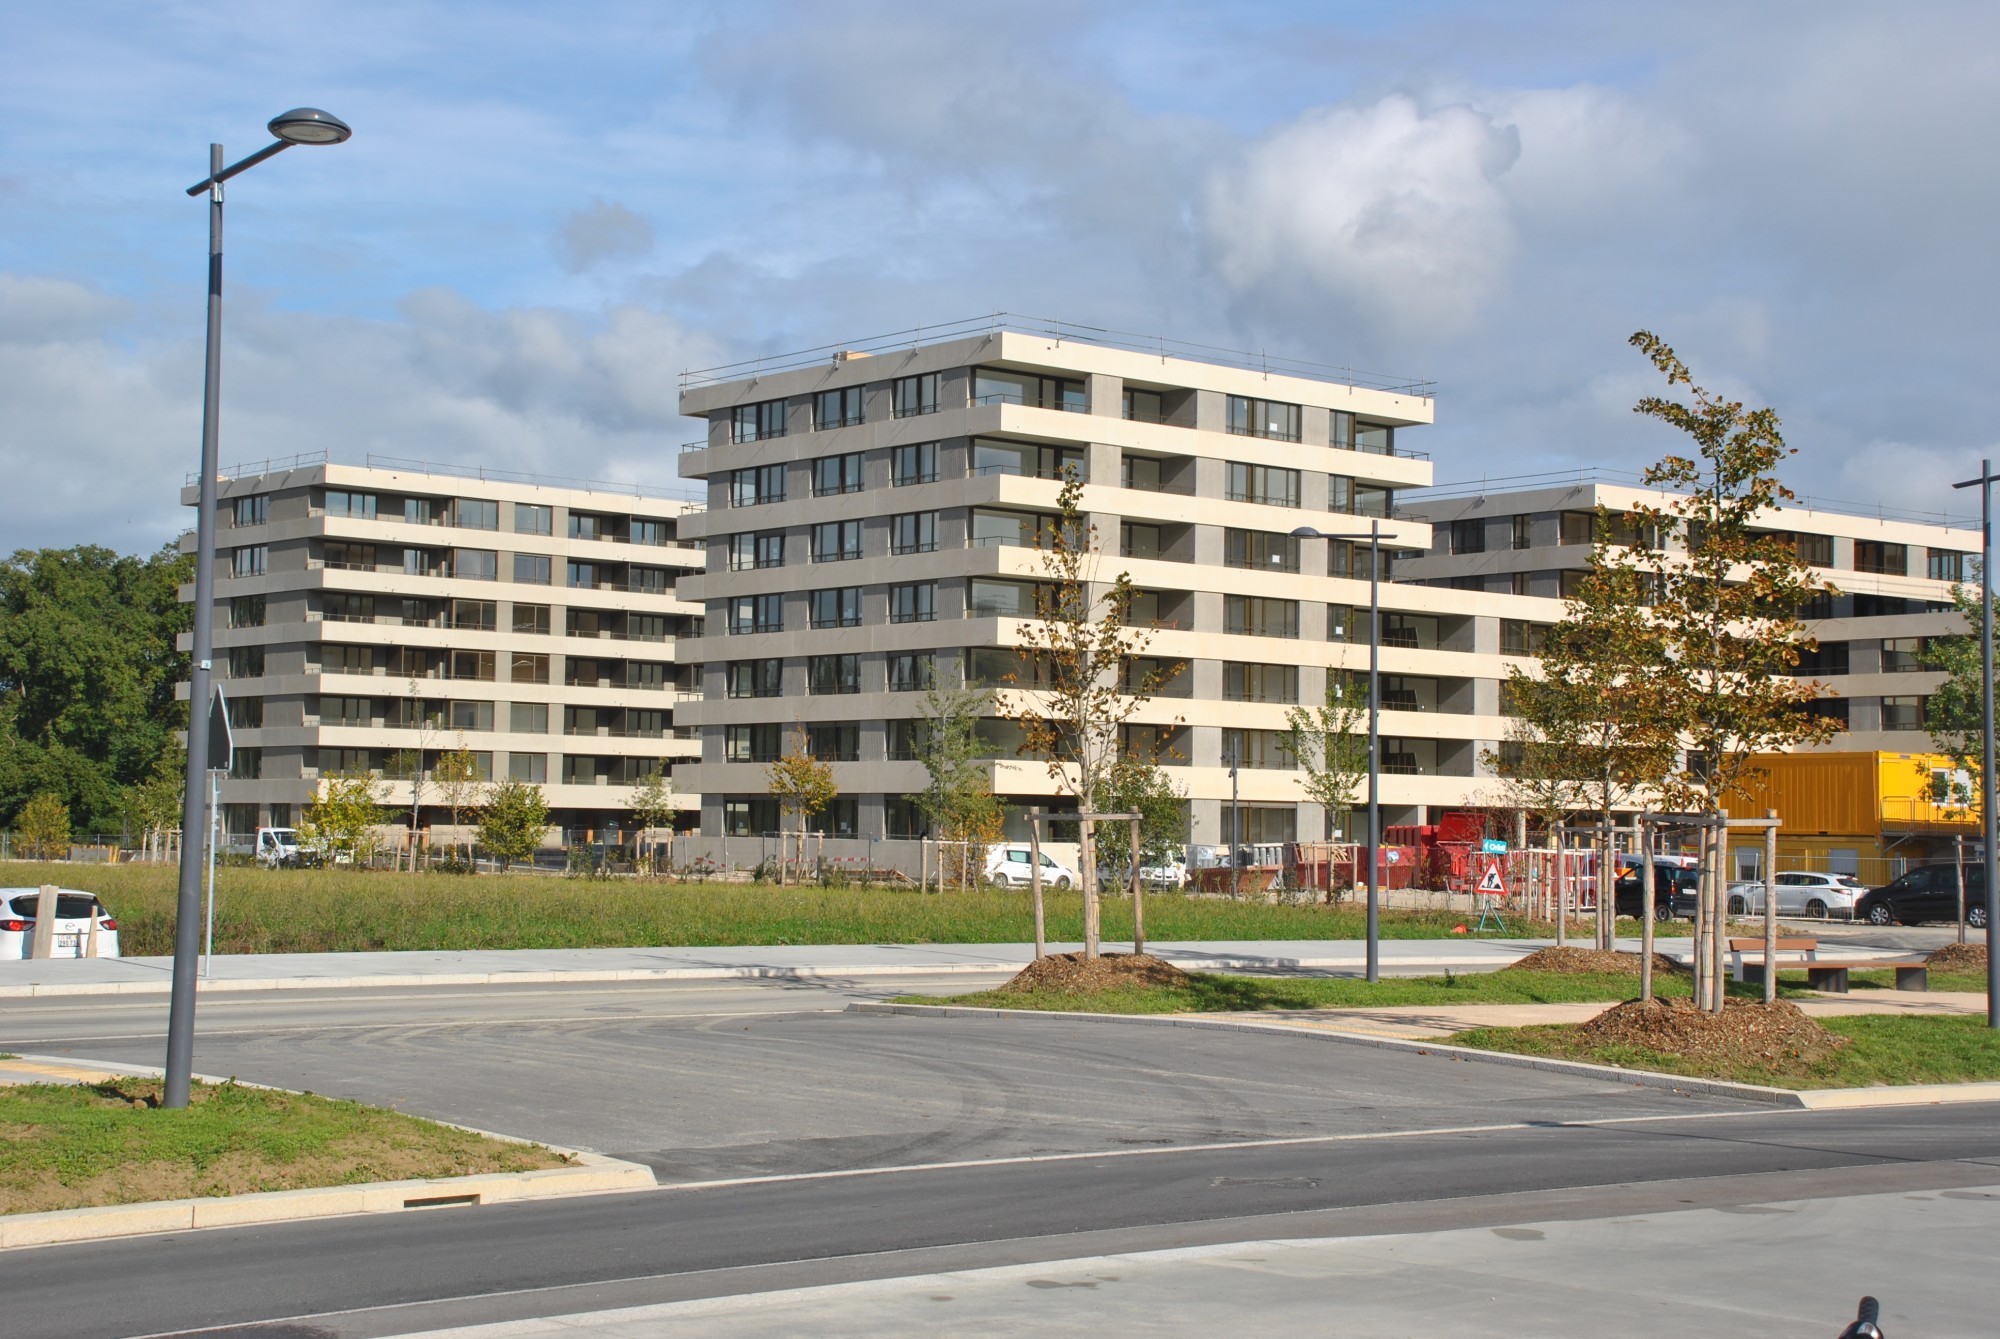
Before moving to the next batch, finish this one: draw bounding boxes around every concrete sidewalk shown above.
[0,937,1600,997]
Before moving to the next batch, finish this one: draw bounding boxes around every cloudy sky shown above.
[3,0,1996,552]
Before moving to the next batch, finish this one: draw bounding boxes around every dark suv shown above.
[1854,865,1990,928]
[1613,863,1701,920]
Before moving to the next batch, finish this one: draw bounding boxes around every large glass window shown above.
[723,795,780,836]
[1221,727,1295,770]
[808,654,860,695]
[811,519,863,563]
[731,399,787,443]
[893,374,939,418]
[324,489,377,519]
[812,452,864,497]
[726,723,783,762]
[728,531,784,571]
[968,578,1038,618]
[1855,541,1908,576]
[971,367,1085,412]
[233,495,268,526]
[890,511,937,555]
[1223,529,1300,573]
[970,439,1083,480]
[509,652,548,684]
[1121,522,1162,560]
[230,594,266,628]
[887,721,929,762]
[807,722,861,761]
[1226,462,1301,508]
[1224,396,1301,442]
[809,586,863,629]
[513,553,551,585]
[1223,663,1299,704]
[814,386,864,430]
[1882,637,1924,673]
[1500,619,1549,656]
[447,700,494,732]
[1224,595,1299,638]
[513,503,552,535]
[887,652,934,692]
[1449,519,1485,555]
[890,582,936,624]
[808,795,859,837]
[509,702,548,733]
[1354,421,1395,455]
[730,465,786,508]
[1122,454,1165,491]
[454,549,498,581]
[969,508,1063,549]
[727,594,783,635]
[1929,548,1965,581]
[231,545,268,577]
[453,499,499,531]
[1123,387,1166,424]
[509,753,548,782]
[892,441,938,486]
[727,658,782,699]
[1328,477,1393,517]
[1380,738,1439,775]
[631,518,668,546]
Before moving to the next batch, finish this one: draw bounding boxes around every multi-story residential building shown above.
[672,318,1567,856]
[1396,474,1979,754]
[179,456,706,841]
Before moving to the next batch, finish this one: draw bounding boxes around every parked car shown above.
[0,888,120,958]
[984,845,1078,889]
[1613,863,1702,920]
[1096,855,1190,890]
[1725,871,1868,920]
[1854,864,1990,928]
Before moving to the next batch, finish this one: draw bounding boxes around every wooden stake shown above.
[1130,817,1145,957]
[1029,812,1046,960]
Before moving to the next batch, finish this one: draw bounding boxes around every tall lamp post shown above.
[1293,520,1383,982]
[167,108,352,1110]
[1951,460,2000,1030]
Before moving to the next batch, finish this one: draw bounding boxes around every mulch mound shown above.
[1927,943,1989,972]
[1507,946,1680,976]
[997,952,1193,994]
[1578,997,1846,1069]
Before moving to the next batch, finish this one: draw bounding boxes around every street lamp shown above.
[167,109,351,1110]
[1951,460,2000,1030]
[1293,520,1383,982]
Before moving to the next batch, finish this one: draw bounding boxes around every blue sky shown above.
[4,0,1997,549]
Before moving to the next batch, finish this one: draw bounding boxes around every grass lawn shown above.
[0,1077,566,1216]
[908,967,1727,1014]
[6,862,1677,955]
[1445,1013,2000,1089]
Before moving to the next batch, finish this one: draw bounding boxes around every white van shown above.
[256,827,301,868]
[984,845,1078,889]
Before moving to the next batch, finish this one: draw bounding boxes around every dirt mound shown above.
[1507,947,1679,976]
[997,952,1193,994]
[1927,943,1989,972]
[1578,996,1845,1069]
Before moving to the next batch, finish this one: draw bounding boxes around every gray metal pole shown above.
[1366,521,1381,983]
[166,143,225,1110]
[1983,461,1998,1028]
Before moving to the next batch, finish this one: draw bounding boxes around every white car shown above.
[1098,858,1190,889]
[0,888,120,958]
[256,826,301,868]
[1726,871,1868,920]
[985,845,1077,889]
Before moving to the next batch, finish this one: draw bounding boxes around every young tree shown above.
[300,771,385,865]
[1284,669,1368,842]
[386,679,440,871]
[1623,331,1839,1009]
[914,675,1004,891]
[767,726,838,884]
[123,754,185,861]
[432,741,486,866]
[1483,702,1585,925]
[1094,753,1188,886]
[1922,580,1996,792]
[16,790,71,861]
[1001,472,1176,957]
[479,777,552,869]
[629,768,680,870]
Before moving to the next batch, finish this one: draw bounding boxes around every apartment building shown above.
[1396,475,1979,753]
[179,457,705,839]
[672,319,1569,854]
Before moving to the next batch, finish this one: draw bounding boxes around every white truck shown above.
[255,826,302,868]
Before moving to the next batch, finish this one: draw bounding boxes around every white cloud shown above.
[554,198,655,274]
[1200,95,1522,343]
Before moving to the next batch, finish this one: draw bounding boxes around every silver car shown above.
[1726,871,1868,920]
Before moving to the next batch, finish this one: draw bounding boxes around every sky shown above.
[3,0,1998,552]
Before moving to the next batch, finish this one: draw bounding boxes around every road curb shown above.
[845,1002,1810,1107]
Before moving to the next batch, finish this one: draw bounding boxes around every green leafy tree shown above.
[914,675,1004,889]
[1922,580,1996,795]
[123,754,185,861]
[1093,753,1188,885]
[16,790,71,861]
[767,727,838,884]
[432,741,486,866]
[1284,669,1369,842]
[629,768,680,867]
[478,777,552,869]
[301,771,385,864]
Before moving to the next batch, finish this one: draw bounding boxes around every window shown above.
[892,441,938,486]
[230,594,266,628]
[1223,529,1300,573]
[814,386,865,430]
[1881,696,1925,731]
[887,652,934,692]
[1799,590,1836,620]
[233,495,268,526]
[1123,387,1165,424]
[228,747,262,780]
[1450,519,1485,555]
[321,695,371,726]
[1122,454,1164,491]
[231,545,268,577]
[728,531,784,571]
[223,695,264,729]
[513,503,552,535]
[968,578,1038,618]
[1329,477,1393,517]
[404,497,439,525]
[1121,522,1162,560]
[451,599,496,631]
[1124,655,1190,697]
[455,549,498,581]
[510,652,549,685]
[1511,515,1533,550]
[1220,727,1294,770]
[893,373,939,418]
[228,645,266,677]
[508,753,548,782]
[810,587,863,629]
[1381,612,1440,649]
[1511,571,1533,596]
[1379,676,1438,712]
[726,723,782,763]
[450,650,497,681]
[629,565,670,594]
[509,702,548,733]
[1795,532,1834,567]
[324,489,377,519]
[813,452,864,496]
[447,700,494,732]
[887,720,929,762]
[404,547,447,577]
[567,561,600,590]
[727,659,783,699]
[1930,549,1966,581]
[731,399,787,443]
[890,512,937,555]
[1855,541,1907,576]
[811,519,864,562]
[323,540,376,570]
[1225,595,1299,638]
[1354,422,1395,455]
[324,591,375,623]
[723,795,780,836]
[971,367,1085,412]
[512,602,550,635]
[1500,619,1549,656]
[631,518,668,546]
[452,499,498,531]
[1223,663,1298,704]
[568,512,612,542]
[808,795,859,837]
[1327,540,1390,581]
[970,439,1083,480]
[731,464,786,507]
[806,722,860,761]
[1379,738,1438,775]
[890,582,936,624]
[1882,637,1923,673]
[1793,641,1849,676]
[1225,462,1301,507]
[727,594,783,635]
[321,645,375,676]
[513,553,552,585]
[1225,396,1301,442]
[808,654,860,695]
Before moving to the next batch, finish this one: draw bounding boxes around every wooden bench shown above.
[1726,937,1928,993]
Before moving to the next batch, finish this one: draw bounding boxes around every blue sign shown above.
[1480,838,1509,855]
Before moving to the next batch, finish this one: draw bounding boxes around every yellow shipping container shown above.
[1722,751,1977,886]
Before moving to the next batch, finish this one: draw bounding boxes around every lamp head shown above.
[1290,526,1324,539]
[268,108,352,145]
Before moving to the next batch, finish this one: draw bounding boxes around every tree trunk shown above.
[1709,813,1729,1014]
[1080,816,1100,958]
[1597,808,1614,952]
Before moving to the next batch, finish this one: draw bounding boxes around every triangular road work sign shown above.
[1477,863,1506,894]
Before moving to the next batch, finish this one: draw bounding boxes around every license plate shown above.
[56,934,80,950]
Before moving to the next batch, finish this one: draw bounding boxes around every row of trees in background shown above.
[301,760,559,870]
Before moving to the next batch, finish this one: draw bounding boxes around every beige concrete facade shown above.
[1396,477,1978,755]
[674,327,1562,852]
[178,459,704,840]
